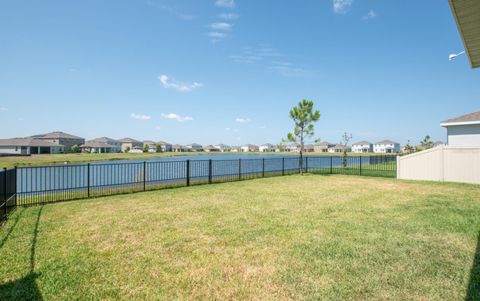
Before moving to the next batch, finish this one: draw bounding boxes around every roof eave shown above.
[441,120,480,127]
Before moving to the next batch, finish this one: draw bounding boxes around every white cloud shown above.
[155,126,161,130]
[225,127,231,131]
[333,0,353,14]
[0,107,8,112]
[130,113,151,120]
[161,113,193,122]
[215,0,235,8]
[208,32,228,39]
[235,117,250,123]
[362,10,376,20]
[270,61,307,77]
[210,22,232,30]
[147,2,195,20]
[219,13,239,20]
[158,75,203,92]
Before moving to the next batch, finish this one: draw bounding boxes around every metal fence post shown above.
[330,156,333,174]
[186,160,190,186]
[143,161,146,191]
[262,158,265,177]
[239,159,242,180]
[14,166,17,207]
[208,159,213,184]
[359,156,362,176]
[3,168,7,217]
[305,157,309,173]
[282,158,285,176]
[87,163,90,198]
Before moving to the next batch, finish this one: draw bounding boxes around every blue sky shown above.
[0,0,479,146]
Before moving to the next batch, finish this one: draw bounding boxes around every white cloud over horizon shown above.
[215,0,235,8]
[161,113,193,122]
[0,107,8,112]
[210,22,233,30]
[219,13,239,20]
[158,75,203,92]
[235,117,250,123]
[333,0,353,14]
[130,113,151,120]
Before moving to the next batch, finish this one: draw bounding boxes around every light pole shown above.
[448,51,465,61]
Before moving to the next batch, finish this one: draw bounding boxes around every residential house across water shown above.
[0,138,64,155]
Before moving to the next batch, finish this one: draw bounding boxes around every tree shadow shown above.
[466,231,480,301]
[0,206,44,301]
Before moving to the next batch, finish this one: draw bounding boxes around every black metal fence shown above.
[4,155,396,208]
[0,168,17,224]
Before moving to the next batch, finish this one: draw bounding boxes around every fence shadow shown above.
[466,231,480,301]
[0,210,24,251]
[0,206,43,301]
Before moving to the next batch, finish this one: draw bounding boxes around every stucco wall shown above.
[447,124,480,147]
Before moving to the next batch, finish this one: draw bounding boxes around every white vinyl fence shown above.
[397,145,480,185]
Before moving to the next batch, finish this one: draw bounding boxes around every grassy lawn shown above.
[0,152,200,168]
[1,175,478,300]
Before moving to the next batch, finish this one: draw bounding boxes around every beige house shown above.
[81,137,121,153]
[31,131,85,153]
[240,144,259,152]
[0,138,64,155]
[314,142,335,153]
[119,138,143,153]
[328,144,351,153]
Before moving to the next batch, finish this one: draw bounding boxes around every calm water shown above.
[16,154,385,195]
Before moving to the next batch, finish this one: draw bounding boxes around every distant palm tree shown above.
[420,135,434,150]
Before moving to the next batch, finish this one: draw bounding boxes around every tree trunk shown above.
[300,133,304,175]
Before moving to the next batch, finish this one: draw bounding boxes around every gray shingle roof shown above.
[352,141,372,145]
[375,140,398,145]
[441,111,480,124]
[119,137,141,143]
[0,138,64,147]
[31,131,84,139]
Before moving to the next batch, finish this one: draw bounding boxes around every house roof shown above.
[260,143,275,147]
[315,142,334,147]
[187,143,202,147]
[352,141,372,146]
[375,140,399,145]
[80,141,113,148]
[0,138,64,147]
[91,137,119,144]
[157,141,171,145]
[119,137,141,143]
[449,0,480,68]
[143,140,156,145]
[31,131,84,140]
[441,111,480,126]
[172,144,186,148]
[332,144,350,149]
[242,144,259,148]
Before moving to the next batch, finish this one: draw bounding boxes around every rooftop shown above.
[449,0,480,68]
[0,138,64,147]
[31,131,84,140]
[375,140,398,145]
[352,141,372,146]
[441,111,480,126]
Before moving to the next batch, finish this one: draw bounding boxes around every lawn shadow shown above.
[466,231,480,301]
[0,209,24,251]
[0,206,44,301]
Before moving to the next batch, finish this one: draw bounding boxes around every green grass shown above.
[1,175,478,300]
[0,152,201,168]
